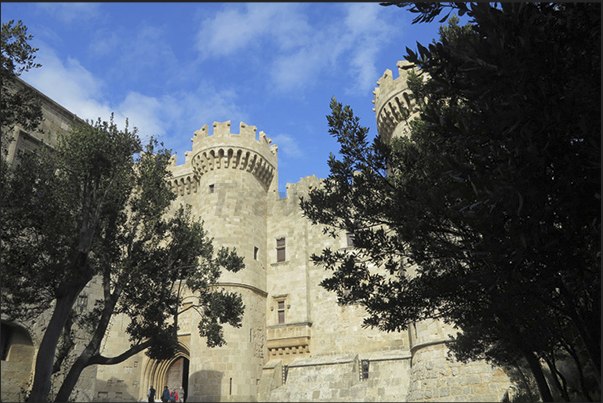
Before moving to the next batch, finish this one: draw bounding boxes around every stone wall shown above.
[407,343,511,402]
[266,353,412,402]
[1,78,100,403]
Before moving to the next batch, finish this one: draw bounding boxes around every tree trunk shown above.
[524,349,554,402]
[54,340,152,402]
[53,352,92,403]
[28,288,82,402]
[543,355,569,402]
[54,279,120,403]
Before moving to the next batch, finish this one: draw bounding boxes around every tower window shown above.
[209,184,215,193]
[277,301,285,324]
[360,359,370,380]
[346,232,355,247]
[276,238,286,262]
[254,246,259,260]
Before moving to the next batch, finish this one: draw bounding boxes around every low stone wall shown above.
[265,352,411,402]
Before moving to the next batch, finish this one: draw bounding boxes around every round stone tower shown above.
[373,60,419,142]
[168,121,278,402]
[373,62,511,401]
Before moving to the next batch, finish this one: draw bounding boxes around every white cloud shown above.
[342,3,399,94]
[194,3,399,95]
[21,39,251,166]
[23,44,113,122]
[117,92,164,139]
[21,44,171,142]
[37,3,100,24]
[196,5,268,58]
[196,3,310,59]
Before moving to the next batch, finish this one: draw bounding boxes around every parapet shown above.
[283,175,322,200]
[168,121,279,195]
[372,61,421,142]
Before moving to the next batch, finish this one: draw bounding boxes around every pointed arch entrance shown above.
[143,340,190,402]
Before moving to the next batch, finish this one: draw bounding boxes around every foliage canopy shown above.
[302,3,600,401]
[1,19,42,154]
[1,117,245,402]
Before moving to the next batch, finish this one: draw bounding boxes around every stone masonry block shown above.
[438,387,450,397]
[472,383,489,395]
[464,374,481,385]
[450,386,463,396]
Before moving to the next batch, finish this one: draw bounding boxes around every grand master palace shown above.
[2,62,513,402]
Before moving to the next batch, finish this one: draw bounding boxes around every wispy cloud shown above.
[36,3,100,24]
[271,133,304,159]
[342,3,398,94]
[24,44,112,121]
[196,3,310,59]
[22,43,246,163]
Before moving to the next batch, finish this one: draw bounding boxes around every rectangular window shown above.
[278,301,285,324]
[254,246,259,260]
[276,238,286,262]
[360,359,370,380]
[209,184,215,193]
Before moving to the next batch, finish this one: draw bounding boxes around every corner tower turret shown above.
[373,60,420,142]
[167,121,278,402]
[373,63,512,401]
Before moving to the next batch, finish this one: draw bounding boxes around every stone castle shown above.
[2,62,512,402]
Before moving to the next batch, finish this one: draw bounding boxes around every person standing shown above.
[161,386,170,403]
[148,385,156,402]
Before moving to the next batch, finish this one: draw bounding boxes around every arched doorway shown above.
[1,321,35,402]
[143,341,190,402]
[166,357,189,401]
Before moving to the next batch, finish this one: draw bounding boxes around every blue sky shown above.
[2,2,460,192]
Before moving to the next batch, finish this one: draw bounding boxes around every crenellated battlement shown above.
[190,121,278,157]
[168,121,278,195]
[372,60,421,142]
[274,174,322,202]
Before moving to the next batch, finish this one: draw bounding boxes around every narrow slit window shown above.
[276,238,286,262]
[278,301,285,324]
[254,246,259,260]
[360,359,370,380]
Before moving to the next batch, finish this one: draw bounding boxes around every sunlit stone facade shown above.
[2,66,512,402]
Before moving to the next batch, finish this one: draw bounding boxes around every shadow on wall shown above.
[186,370,224,402]
[93,376,137,402]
